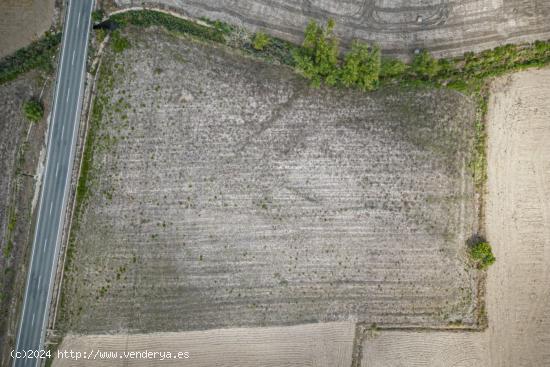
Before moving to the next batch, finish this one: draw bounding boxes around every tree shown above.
[22,99,44,122]
[412,49,441,79]
[469,241,495,269]
[340,41,381,91]
[252,31,270,51]
[293,19,340,86]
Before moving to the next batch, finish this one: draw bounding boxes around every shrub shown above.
[92,9,104,23]
[412,49,441,79]
[110,31,130,53]
[469,241,495,269]
[23,99,44,122]
[111,10,226,44]
[380,58,407,78]
[340,41,381,91]
[252,31,270,51]
[293,19,340,86]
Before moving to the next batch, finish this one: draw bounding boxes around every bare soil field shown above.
[0,0,56,58]
[113,0,550,57]
[55,322,355,367]
[362,68,550,366]
[58,26,479,335]
[0,71,52,365]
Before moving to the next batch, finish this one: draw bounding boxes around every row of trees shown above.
[293,19,441,90]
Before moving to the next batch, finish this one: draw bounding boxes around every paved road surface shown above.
[13,1,93,366]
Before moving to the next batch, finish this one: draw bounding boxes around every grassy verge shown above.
[0,32,61,85]
[110,10,226,43]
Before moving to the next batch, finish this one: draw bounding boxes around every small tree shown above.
[22,99,44,122]
[252,31,270,51]
[340,41,381,91]
[412,49,441,79]
[293,19,340,87]
[469,241,495,269]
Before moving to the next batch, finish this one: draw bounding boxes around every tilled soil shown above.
[59,27,478,333]
[114,0,550,57]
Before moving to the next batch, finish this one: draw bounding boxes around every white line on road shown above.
[43,240,46,253]
[49,201,53,215]
[72,50,76,65]
[38,1,95,359]
[77,13,81,27]
[55,162,59,177]
[38,276,42,291]
[61,126,65,139]
[31,313,35,326]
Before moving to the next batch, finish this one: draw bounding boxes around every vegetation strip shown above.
[0,32,61,85]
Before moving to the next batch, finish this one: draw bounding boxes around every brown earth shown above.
[0,0,56,58]
[57,26,479,335]
[112,0,550,57]
[362,68,550,366]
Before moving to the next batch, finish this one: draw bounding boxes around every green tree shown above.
[340,41,381,91]
[22,99,44,122]
[293,19,340,86]
[412,49,441,79]
[252,31,270,50]
[469,241,495,269]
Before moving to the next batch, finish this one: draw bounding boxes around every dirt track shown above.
[114,0,550,57]
[362,68,550,366]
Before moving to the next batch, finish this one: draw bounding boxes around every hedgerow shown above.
[0,32,61,85]
[111,10,226,43]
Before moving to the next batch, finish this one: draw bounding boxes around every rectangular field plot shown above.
[59,28,479,333]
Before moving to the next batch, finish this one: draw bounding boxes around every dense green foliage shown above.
[340,41,381,91]
[293,19,340,86]
[380,58,407,78]
[411,50,441,79]
[252,31,270,51]
[111,10,226,43]
[110,30,130,53]
[293,19,381,90]
[22,99,44,122]
[469,241,496,269]
[0,32,61,84]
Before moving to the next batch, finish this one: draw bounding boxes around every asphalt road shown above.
[13,1,93,366]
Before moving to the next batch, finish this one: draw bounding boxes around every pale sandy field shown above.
[54,322,355,367]
[362,68,550,366]
[0,0,55,58]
